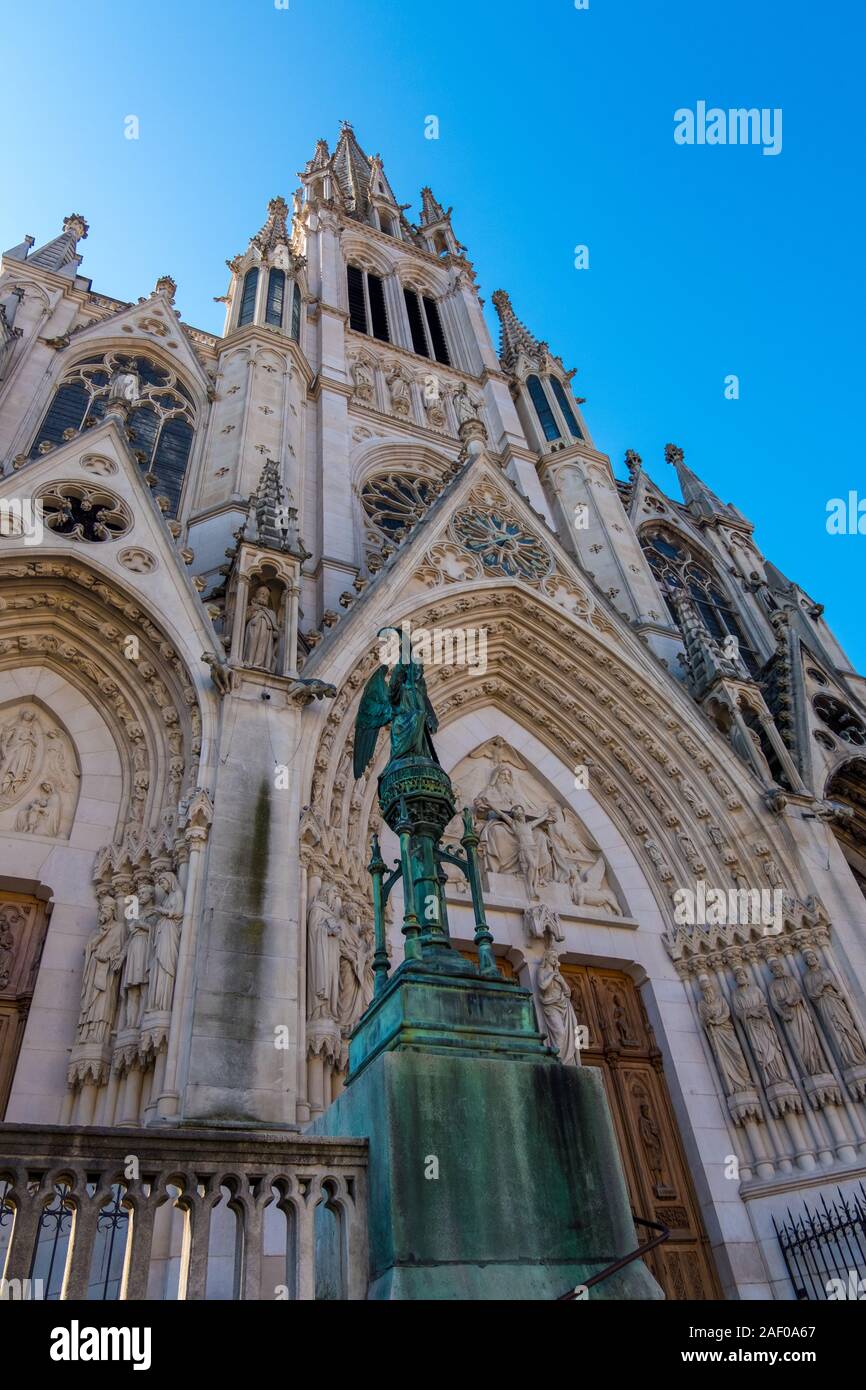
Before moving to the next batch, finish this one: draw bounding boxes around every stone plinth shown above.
[310,958,663,1301]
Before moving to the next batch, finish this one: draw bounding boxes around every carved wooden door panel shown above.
[0,892,49,1118]
[561,963,721,1300]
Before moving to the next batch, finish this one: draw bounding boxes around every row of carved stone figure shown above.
[697,950,866,1118]
[350,357,482,431]
[306,877,375,1034]
[75,873,185,1047]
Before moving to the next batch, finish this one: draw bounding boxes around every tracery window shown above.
[641,528,760,676]
[361,472,434,539]
[813,695,866,746]
[290,282,302,342]
[347,265,390,342]
[265,268,285,327]
[549,376,583,439]
[526,374,584,446]
[453,510,551,580]
[238,267,259,327]
[403,288,450,365]
[526,374,561,442]
[29,352,195,518]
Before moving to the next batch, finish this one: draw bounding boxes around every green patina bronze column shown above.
[353,627,477,972]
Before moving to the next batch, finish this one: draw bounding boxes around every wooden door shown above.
[0,892,50,1118]
[561,963,721,1300]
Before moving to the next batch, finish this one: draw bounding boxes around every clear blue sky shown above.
[4,1,864,666]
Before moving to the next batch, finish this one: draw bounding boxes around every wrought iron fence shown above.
[773,1184,866,1300]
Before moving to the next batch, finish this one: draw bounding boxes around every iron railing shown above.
[773,1184,866,1301]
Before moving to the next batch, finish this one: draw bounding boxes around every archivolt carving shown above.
[302,585,795,947]
[0,557,209,1114]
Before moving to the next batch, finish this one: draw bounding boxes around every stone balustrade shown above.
[0,1123,368,1301]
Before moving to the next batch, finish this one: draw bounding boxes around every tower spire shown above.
[252,196,291,253]
[665,443,735,522]
[9,214,89,278]
[491,289,545,372]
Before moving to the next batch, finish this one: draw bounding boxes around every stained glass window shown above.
[238,267,259,327]
[641,528,760,675]
[527,374,560,442]
[453,510,551,581]
[550,376,583,439]
[361,473,433,537]
[291,282,302,342]
[266,269,285,328]
[28,351,196,518]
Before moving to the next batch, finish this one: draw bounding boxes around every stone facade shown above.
[1,123,866,1300]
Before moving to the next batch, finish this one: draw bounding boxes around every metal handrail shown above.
[557,1215,671,1300]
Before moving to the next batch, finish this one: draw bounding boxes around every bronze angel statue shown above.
[353,629,441,778]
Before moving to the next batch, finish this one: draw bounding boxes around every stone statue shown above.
[351,358,374,402]
[730,966,791,1087]
[108,367,140,403]
[386,368,411,416]
[243,584,280,671]
[453,383,480,425]
[536,945,579,1064]
[337,910,373,1031]
[766,956,827,1077]
[120,881,154,1031]
[76,896,124,1044]
[15,780,61,836]
[307,876,342,1021]
[146,870,185,1013]
[697,975,753,1096]
[495,804,550,899]
[802,948,866,1067]
[544,802,591,891]
[572,854,621,915]
[0,707,38,796]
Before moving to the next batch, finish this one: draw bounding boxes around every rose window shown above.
[452,510,551,580]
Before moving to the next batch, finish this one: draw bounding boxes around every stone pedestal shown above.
[310,959,663,1301]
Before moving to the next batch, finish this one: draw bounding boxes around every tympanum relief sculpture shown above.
[445,738,623,936]
[0,702,80,838]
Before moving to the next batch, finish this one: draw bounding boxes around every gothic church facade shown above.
[1,123,866,1301]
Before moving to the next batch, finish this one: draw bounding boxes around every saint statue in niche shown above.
[730,967,791,1087]
[696,975,753,1096]
[306,877,342,1022]
[146,871,185,1014]
[802,948,866,1068]
[76,896,124,1045]
[243,584,280,671]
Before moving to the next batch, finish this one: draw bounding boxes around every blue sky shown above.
[4,0,864,665]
